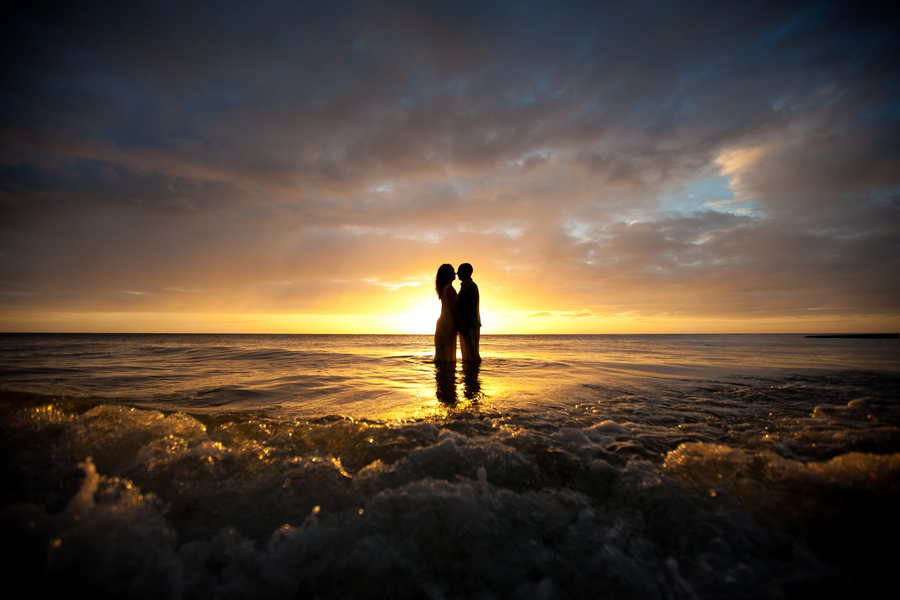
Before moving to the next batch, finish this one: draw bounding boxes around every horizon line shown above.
[2,331,897,336]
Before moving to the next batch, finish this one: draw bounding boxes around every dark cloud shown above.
[1,1,898,329]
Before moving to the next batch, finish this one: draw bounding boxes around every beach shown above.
[1,333,898,598]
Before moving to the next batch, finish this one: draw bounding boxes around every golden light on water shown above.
[373,362,490,422]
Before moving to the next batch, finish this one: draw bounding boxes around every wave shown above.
[2,379,899,598]
[2,334,899,598]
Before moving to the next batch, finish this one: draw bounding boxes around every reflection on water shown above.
[462,362,481,401]
[434,363,456,404]
[1,334,898,422]
[434,361,483,405]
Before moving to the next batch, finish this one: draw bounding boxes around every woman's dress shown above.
[434,284,457,362]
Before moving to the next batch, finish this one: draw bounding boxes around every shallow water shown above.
[1,334,898,599]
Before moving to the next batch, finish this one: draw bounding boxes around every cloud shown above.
[1,1,898,330]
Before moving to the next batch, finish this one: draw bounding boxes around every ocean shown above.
[1,333,898,599]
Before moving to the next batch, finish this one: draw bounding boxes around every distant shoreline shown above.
[806,333,899,339]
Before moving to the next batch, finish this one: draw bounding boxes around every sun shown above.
[396,302,441,334]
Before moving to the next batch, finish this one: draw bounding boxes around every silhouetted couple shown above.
[434,263,481,363]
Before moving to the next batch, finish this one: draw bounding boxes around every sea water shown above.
[1,333,898,599]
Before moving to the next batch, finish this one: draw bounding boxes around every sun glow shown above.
[398,303,442,334]
[4,308,895,334]
[2,282,898,335]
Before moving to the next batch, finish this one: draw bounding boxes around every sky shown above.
[1,0,898,334]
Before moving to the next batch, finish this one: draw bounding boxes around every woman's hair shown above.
[435,264,455,297]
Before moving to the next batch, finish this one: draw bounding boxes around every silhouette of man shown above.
[456,263,481,362]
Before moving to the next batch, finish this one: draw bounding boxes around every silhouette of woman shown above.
[434,264,468,362]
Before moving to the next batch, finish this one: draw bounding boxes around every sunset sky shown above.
[2,1,898,334]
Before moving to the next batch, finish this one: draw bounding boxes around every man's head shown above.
[457,263,473,280]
